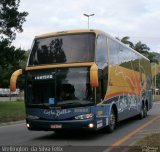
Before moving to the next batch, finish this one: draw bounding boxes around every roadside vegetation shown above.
[128,133,160,152]
[153,95,160,102]
[0,101,25,123]
[0,0,28,89]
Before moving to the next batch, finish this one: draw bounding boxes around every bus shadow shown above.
[110,114,153,134]
[34,130,105,141]
[34,115,152,141]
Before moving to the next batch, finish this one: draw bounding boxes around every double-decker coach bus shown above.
[10,29,152,132]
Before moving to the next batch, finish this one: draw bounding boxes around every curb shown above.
[0,120,25,127]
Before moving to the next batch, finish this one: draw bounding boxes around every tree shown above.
[0,0,28,40]
[116,36,134,48]
[133,41,158,63]
[0,0,28,88]
[0,39,28,88]
[153,73,160,90]
[147,52,159,64]
[118,36,158,64]
[119,36,134,48]
[133,41,150,56]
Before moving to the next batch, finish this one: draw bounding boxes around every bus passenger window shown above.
[108,38,119,65]
[96,34,108,68]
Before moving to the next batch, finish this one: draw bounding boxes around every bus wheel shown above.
[138,105,144,119]
[143,103,148,118]
[138,103,147,119]
[107,109,116,133]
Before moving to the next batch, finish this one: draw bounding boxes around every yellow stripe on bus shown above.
[25,62,95,71]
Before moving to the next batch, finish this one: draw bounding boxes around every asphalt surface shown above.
[0,97,24,102]
[0,102,160,152]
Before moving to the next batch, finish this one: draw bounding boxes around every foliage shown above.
[0,0,28,40]
[151,52,160,62]
[0,0,28,89]
[0,39,28,88]
[153,73,160,89]
[116,36,134,48]
[147,53,159,64]
[134,41,150,55]
[117,36,159,64]
[128,133,160,152]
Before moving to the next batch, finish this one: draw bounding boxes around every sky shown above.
[13,0,160,52]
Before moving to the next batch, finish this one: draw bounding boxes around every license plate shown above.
[51,124,62,129]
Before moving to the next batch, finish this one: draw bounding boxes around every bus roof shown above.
[35,29,149,61]
[35,29,103,38]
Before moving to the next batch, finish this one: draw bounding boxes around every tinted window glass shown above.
[131,52,140,72]
[28,33,95,66]
[95,34,108,68]
[26,67,94,108]
[108,38,119,64]
[119,44,132,69]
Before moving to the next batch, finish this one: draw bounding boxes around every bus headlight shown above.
[88,123,94,128]
[75,113,93,120]
[26,123,30,128]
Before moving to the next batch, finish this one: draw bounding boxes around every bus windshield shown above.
[26,67,94,108]
[28,33,95,66]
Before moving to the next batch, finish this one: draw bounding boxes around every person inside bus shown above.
[58,84,76,101]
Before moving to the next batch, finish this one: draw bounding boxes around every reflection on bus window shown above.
[28,33,95,66]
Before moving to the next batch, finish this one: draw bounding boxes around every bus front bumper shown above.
[26,118,96,131]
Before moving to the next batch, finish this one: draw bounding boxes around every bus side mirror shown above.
[10,69,23,92]
[90,63,99,87]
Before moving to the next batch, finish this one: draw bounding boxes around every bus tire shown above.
[107,108,116,133]
[143,102,148,118]
[138,101,147,119]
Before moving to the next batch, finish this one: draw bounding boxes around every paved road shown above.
[0,102,160,152]
[0,97,24,102]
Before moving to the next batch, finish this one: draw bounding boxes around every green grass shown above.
[153,95,160,102]
[128,133,160,152]
[0,101,25,123]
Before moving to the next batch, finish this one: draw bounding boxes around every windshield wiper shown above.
[56,100,93,107]
[27,100,93,108]
[27,103,55,108]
